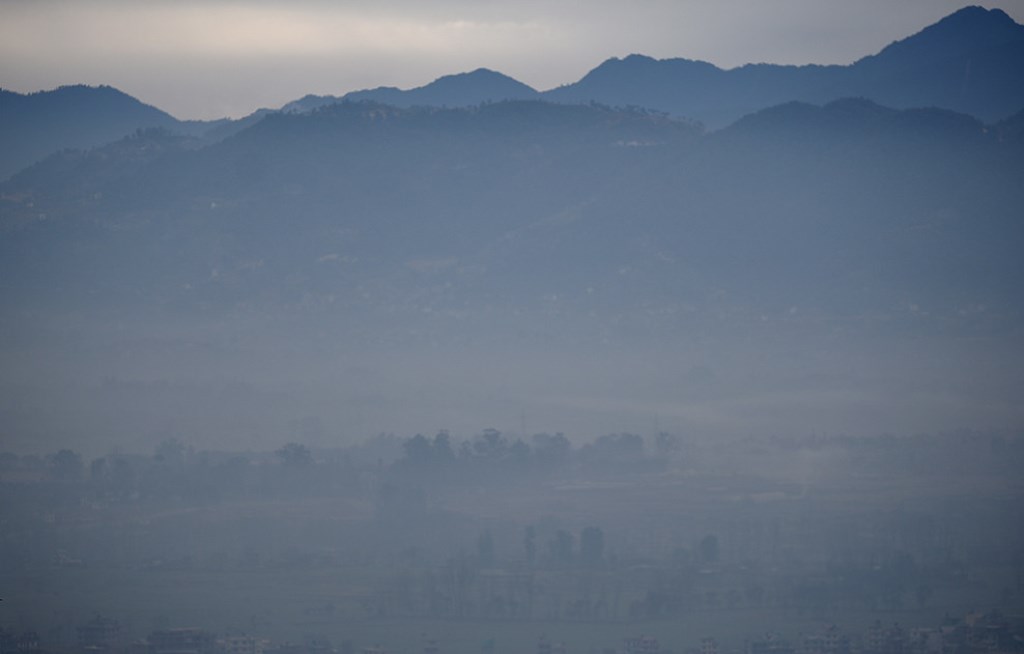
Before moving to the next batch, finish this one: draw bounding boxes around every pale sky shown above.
[2,0,1023,120]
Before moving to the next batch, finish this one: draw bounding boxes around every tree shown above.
[473,428,508,461]
[655,432,681,458]
[154,438,185,467]
[432,430,455,464]
[276,442,312,467]
[402,431,456,470]
[48,449,83,481]
[532,433,570,468]
[402,434,433,466]
[549,529,574,567]
[580,433,645,469]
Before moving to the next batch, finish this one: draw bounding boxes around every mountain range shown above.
[6,97,1020,316]
[2,6,1024,450]
[285,6,1024,126]
[2,6,1023,180]
[3,95,1023,446]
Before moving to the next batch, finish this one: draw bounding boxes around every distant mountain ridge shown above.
[0,85,229,180]
[281,6,1024,128]
[281,68,540,113]
[544,6,1024,127]
[2,6,1022,179]
[0,85,180,180]
[3,97,1019,315]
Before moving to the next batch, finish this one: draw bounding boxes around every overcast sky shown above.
[2,0,1023,120]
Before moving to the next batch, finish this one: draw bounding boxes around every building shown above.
[219,636,265,654]
[78,617,121,654]
[749,633,795,654]
[625,636,659,654]
[148,629,215,654]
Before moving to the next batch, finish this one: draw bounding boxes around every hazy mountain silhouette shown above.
[3,96,1023,447]
[4,6,1021,181]
[3,8,1024,447]
[278,6,1024,128]
[282,68,540,114]
[3,99,1019,320]
[544,6,1024,127]
[722,97,988,145]
[846,6,1024,119]
[0,85,222,180]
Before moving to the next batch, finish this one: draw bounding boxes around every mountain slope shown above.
[0,85,237,181]
[282,68,540,114]
[0,85,188,180]
[6,6,1021,184]
[278,6,1024,129]
[3,99,1019,322]
[845,7,1024,121]
[543,6,1024,127]
[2,98,1023,447]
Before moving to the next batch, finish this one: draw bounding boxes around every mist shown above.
[3,5,1024,654]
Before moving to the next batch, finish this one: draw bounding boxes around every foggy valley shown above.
[2,4,1024,654]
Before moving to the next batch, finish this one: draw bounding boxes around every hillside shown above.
[0,85,206,180]
[544,6,1024,127]
[1,98,1022,449]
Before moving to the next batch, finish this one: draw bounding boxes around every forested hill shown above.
[2,94,1023,449]
[3,98,1021,332]
[0,85,215,180]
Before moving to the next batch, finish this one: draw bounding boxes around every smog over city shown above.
[1,2,1024,654]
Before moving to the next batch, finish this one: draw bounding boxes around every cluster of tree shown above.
[3,428,1023,504]
[0,438,367,504]
[395,430,681,481]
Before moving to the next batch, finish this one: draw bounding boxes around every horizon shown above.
[1,1,1023,120]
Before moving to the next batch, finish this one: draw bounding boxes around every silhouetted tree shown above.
[47,449,83,481]
[473,428,508,462]
[655,432,681,458]
[432,430,455,464]
[580,433,645,471]
[276,442,312,467]
[154,438,185,467]
[532,432,570,469]
[402,434,433,466]
[549,529,574,567]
